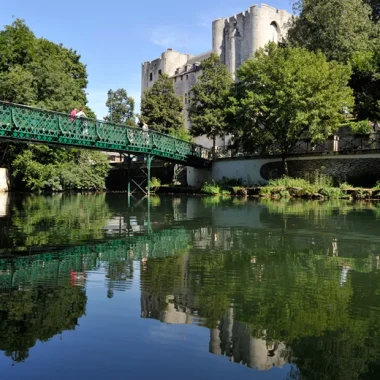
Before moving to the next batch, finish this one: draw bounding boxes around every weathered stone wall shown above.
[141,3,292,149]
[187,167,212,188]
[261,156,380,187]
[214,4,291,77]
[212,155,380,187]
[141,49,192,95]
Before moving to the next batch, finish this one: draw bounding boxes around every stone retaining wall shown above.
[261,157,380,187]
[213,155,380,187]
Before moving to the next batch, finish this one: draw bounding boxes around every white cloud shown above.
[151,25,189,49]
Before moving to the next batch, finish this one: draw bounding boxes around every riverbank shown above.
[156,177,380,200]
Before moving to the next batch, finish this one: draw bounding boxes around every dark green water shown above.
[0,193,379,379]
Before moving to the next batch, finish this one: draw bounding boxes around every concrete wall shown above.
[213,158,278,185]
[187,167,212,188]
[0,168,9,192]
[212,155,380,187]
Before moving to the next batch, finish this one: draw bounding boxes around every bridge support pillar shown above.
[127,154,131,197]
[147,155,154,196]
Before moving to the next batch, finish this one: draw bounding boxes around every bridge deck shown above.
[0,101,211,168]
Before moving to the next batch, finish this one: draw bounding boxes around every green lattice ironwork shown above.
[0,228,190,289]
[0,101,212,167]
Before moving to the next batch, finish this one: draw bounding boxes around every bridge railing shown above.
[0,101,212,164]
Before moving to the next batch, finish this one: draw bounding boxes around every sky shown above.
[0,0,292,119]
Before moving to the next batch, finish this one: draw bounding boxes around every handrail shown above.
[0,100,212,166]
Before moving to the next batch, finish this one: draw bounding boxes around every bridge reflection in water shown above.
[0,195,380,378]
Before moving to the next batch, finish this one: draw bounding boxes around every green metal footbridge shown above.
[0,100,211,168]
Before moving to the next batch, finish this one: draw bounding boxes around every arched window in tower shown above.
[270,22,279,43]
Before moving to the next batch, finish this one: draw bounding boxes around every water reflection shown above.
[0,195,379,379]
[0,283,86,363]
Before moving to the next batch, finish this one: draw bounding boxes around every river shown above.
[0,193,379,379]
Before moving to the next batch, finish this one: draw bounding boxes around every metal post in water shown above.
[146,155,153,196]
[127,154,131,197]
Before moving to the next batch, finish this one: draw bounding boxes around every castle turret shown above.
[212,18,226,59]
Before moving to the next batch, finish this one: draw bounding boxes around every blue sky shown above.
[0,0,292,119]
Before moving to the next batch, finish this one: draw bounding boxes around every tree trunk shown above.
[282,156,288,176]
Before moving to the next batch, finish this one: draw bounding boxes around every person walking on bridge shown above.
[70,108,77,122]
[139,118,149,145]
[76,107,88,135]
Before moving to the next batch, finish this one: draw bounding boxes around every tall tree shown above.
[0,19,91,113]
[140,73,185,135]
[228,43,354,174]
[104,88,135,125]
[188,53,233,153]
[288,0,374,63]
[287,0,380,121]
[0,19,107,191]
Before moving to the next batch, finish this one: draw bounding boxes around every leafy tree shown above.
[0,19,108,190]
[8,194,111,249]
[11,145,110,192]
[188,53,233,153]
[0,19,90,113]
[287,0,380,121]
[349,41,380,121]
[288,0,374,63]
[228,43,353,174]
[0,285,86,363]
[141,73,186,136]
[104,88,135,125]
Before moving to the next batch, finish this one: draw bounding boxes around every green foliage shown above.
[0,19,91,113]
[149,177,161,191]
[188,53,233,144]
[201,180,221,195]
[319,187,343,198]
[168,126,192,141]
[304,169,334,188]
[217,176,243,187]
[264,175,343,198]
[288,0,380,121]
[288,0,374,63]
[104,88,135,125]
[268,176,313,188]
[141,73,184,134]
[340,182,353,190]
[0,19,107,189]
[7,194,111,249]
[229,43,354,167]
[349,119,373,135]
[0,285,86,362]
[11,145,110,192]
[232,186,248,197]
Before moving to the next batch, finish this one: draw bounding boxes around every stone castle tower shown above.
[141,3,292,147]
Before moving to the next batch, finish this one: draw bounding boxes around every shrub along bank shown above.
[201,177,380,200]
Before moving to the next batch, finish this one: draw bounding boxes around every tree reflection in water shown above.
[0,196,379,378]
[0,285,86,362]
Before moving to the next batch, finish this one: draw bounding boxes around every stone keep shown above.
[141,3,292,147]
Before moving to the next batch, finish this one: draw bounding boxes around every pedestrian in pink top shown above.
[70,108,77,122]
